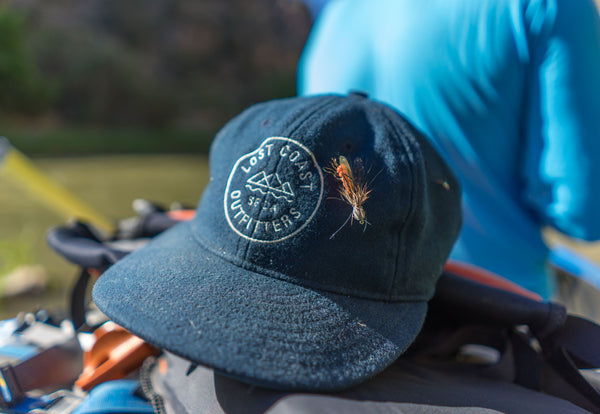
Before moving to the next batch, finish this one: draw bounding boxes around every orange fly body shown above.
[326,155,372,238]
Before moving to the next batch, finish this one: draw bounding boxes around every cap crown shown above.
[193,94,461,301]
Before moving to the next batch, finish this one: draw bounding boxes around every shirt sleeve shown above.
[297,0,373,96]
[524,0,600,241]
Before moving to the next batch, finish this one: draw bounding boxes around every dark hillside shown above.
[1,0,311,153]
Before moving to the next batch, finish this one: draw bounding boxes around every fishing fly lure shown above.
[325,155,372,239]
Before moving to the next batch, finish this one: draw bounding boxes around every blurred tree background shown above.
[0,0,311,154]
[0,0,312,315]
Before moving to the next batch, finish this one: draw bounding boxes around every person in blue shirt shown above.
[298,0,600,305]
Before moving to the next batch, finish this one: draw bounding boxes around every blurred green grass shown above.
[0,154,209,317]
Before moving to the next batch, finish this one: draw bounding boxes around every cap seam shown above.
[386,114,423,299]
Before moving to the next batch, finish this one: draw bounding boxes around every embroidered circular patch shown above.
[224,137,323,243]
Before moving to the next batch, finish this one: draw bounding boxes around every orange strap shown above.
[75,322,160,391]
[167,209,195,221]
[443,260,543,302]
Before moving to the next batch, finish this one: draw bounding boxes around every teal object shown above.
[72,380,154,414]
[299,0,600,298]
[549,245,600,288]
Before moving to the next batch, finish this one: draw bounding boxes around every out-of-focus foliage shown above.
[0,6,54,115]
[3,0,311,130]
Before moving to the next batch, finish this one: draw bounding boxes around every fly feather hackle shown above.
[325,155,373,238]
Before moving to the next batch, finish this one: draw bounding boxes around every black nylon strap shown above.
[70,268,91,331]
[435,272,567,336]
[509,329,543,390]
[139,357,167,414]
[548,316,600,369]
[431,271,600,412]
[46,222,127,271]
[544,347,600,413]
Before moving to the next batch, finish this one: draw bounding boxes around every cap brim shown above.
[92,222,427,392]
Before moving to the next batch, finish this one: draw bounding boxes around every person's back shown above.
[299,0,600,299]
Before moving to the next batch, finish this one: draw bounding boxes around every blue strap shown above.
[72,380,154,414]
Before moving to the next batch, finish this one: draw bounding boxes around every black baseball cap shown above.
[92,93,462,391]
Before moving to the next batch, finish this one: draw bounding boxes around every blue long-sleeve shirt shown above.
[298,0,600,298]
